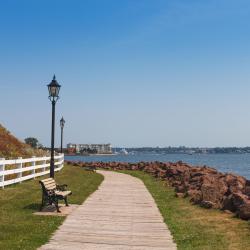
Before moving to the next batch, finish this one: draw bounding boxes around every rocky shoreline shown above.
[65,160,250,220]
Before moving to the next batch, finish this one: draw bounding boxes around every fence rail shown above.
[0,154,64,188]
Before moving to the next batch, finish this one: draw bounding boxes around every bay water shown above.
[65,153,250,179]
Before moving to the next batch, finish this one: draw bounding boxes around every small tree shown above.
[25,137,39,148]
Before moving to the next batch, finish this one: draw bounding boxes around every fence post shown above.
[32,156,36,179]
[62,154,64,169]
[43,157,47,174]
[17,157,22,183]
[0,158,5,189]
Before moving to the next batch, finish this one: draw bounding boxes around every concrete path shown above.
[39,171,177,250]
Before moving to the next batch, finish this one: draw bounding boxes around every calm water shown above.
[65,153,250,179]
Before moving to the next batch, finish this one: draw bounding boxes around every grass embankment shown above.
[0,124,45,158]
[0,164,103,250]
[122,170,250,250]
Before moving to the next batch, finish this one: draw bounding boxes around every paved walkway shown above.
[39,171,177,250]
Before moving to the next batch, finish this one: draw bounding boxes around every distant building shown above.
[67,143,112,154]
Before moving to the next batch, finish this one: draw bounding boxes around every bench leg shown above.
[40,194,45,211]
[55,202,61,212]
[54,198,61,213]
[40,201,44,211]
[64,197,69,206]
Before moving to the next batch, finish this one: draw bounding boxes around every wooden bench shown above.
[84,166,96,171]
[39,178,72,212]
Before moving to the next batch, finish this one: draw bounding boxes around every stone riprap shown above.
[66,160,250,220]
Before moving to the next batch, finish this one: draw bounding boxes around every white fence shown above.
[0,154,64,188]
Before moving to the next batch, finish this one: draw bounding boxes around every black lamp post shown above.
[60,117,65,153]
[47,75,61,178]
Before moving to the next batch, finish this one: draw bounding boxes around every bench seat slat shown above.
[44,183,57,190]
[55,190,72,197]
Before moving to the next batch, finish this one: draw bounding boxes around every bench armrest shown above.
[56,184,68,191]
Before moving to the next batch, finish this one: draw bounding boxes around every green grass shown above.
[0,164,103,250]
[121,170,250,250]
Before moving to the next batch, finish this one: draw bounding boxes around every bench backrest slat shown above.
[44,183,56,190]
[41,178,54,184]
[40,178,57,191]
[42,180,55,186]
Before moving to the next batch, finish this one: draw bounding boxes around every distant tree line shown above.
[24,137,43,149]
[113,147,250,154]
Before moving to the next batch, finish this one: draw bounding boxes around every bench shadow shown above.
[23,203,40,211]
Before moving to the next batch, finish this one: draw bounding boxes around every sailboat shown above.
[120,148,128,155]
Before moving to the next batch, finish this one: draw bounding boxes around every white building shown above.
[67,143,112,154]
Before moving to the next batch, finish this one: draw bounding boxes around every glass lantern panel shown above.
[50,86,57,96]
[55,86,60,96]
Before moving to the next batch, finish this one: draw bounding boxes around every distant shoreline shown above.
[90,153,116,156]
[65,153,117,157]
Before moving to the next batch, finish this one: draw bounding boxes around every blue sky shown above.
[0,0,250,147]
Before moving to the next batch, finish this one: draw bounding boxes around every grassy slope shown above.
[0,124,45,158]
[122,170,250,250]
[0,164,104,250]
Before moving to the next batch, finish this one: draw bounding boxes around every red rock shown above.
[225,174,246,193]
[222,195,235,211]
[175,185,186,193]
[231,192,249,208]
[200,175,228,208]
[200,200,216,209]
[157,169,167,179]
[224,209,234,215]
[238,201,250,220]
[188,189,202,204]
[175,193,185,198]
